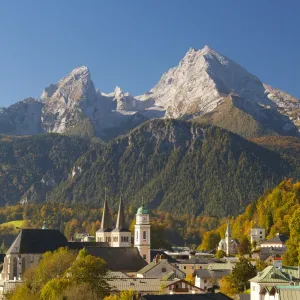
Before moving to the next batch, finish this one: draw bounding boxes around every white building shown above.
[96,198,131,247]
[260,233,287,248]
[250,227,265,244]
[194,268,231,291]
[218,220,238,255]
[134,202,151,263]
[96,198,151,262]
[249,265,300,300]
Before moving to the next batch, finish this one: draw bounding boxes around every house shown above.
[259,247,286,262]
[249,265,300,300]
[263,256,283,267]
[260,285,300,300]
[218,221,238,255]
[194,269,231,291]
[141,292,233,299]
[137,257,185,279]
[260,234,288,248]
[250,227,265,245]
[176,258,224,277]
[164,248,214,261]
[108,278,204,296]
[151,250,178,264]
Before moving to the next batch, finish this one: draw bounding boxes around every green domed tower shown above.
[134,200,151,263]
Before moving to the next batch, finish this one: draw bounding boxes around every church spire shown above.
[226,219,231,236]
[115,197,126,230]
[100,193,112,231]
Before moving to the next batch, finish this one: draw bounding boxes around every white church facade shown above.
[218,220,238,255]
[96,198,151,263]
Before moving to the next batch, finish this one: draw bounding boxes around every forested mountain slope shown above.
[49,119,299,217]
[201,180,300,265]
[0,134,94,205]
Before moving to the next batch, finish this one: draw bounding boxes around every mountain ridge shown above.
[0,46,299,140]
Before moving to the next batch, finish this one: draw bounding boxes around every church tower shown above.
[96,197,112,246]
[134,201,151,263]
[111,198,131,247]
[225,220,231,255]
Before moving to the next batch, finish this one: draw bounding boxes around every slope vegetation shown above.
[0,134,93,205]
[49,119,298,217]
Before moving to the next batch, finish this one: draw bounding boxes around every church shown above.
[96,198,151,263]
[217,220,238,255]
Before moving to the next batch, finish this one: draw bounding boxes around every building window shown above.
[260,236,262,239]
[13,257,17,278]
[161,268,167,273]
[22,257,26,275]
[143,255,146,259]
[143,231,146,240]
[252,286,255,291]
[204,279,207,283]
[136,231,138,241]
[260,231,262,234]
[183,266,186,270]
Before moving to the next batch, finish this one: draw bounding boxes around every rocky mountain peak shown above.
[1,47,299,138]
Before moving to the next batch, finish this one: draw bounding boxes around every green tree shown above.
[283,207,300,266]
[66,249,110,298]
[238,237,251,255]
[231,257,256,292]
[151,223,172,250]
[266,211,274,234]
[220,274,239,296]
[33,247,77,290]
[198,231,221,251]
[255,260,267,272]
[215,249,226,258]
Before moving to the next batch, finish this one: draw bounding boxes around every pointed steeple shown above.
[113,197,130,232]
[226,219,231,237]
[100,196,112,232]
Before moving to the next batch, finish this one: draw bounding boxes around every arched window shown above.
[13,257,17,278]
[22,257,26,275]
[143,231,146,240]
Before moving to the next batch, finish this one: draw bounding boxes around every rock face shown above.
[137,46,300,135]
[0,98,43,135]
[0,46,299,139]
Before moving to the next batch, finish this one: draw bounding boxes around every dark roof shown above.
[141,293,233,300]
[67,242,109,250]
[150,250,178,263]
[112,198,130,232]
[260,246,286,261]
[98,198,112,232]
[194,269,231,279]
[261,234,288,245]
[177,257,222,265]
[6,229,68,254]
[84,247,147,272]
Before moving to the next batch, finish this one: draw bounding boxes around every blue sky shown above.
[0,0,299,107]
